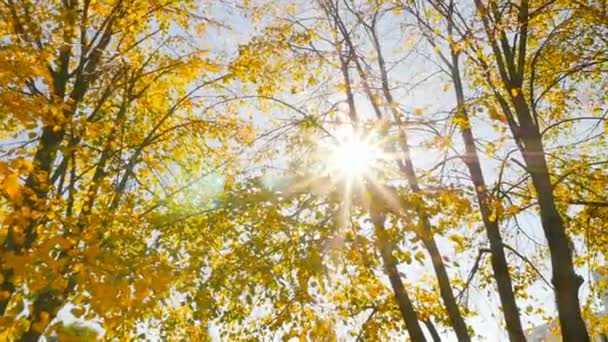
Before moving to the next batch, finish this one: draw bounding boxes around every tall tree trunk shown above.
[368,27,471,342]
[419,234,469,342]
[322,1,468,338]
[372,213,427,342]
[469,0,589,337]
[0,276,15,315]
[450,53,526,341]
[520,126,588,342]
[0,31,71,317]
[321,4,429,338]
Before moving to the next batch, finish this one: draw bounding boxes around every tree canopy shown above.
[0,0,607,340]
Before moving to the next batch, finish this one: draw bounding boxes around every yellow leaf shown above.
[201,59,221,73]
[414,251,425,263]
[70,307,85,318]
[449,235,465,245]
[403,251,412,264]
[13,159,33,172]
[486,142,496,156]
[3,174,20,200]
[489,211,497,222]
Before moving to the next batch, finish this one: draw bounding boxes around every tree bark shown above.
[373,214,427,342]
[469,0,589,338]
[450,52,526,341]
[368,26,471,342]
[520,128,588,342]
[424,319,442,342]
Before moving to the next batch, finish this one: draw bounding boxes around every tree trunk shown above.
[367,26,471,342]
[0,272,15,315]
[0,3,120,335]
[469,0,589,337]
[419,236,470,342]
[520,128,588,342]
[373,214,427,342]
[424,319,442,342]
[323,3,467,339]
[450,54,526,342]
[19,287,66,342]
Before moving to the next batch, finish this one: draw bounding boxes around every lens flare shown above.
[327,130,381,181]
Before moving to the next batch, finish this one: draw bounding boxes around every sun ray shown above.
[324,126,384,184]
[319,124,408,229]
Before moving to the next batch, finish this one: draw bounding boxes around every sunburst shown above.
[325,127,383,183]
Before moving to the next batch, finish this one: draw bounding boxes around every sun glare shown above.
[328,132,381,180]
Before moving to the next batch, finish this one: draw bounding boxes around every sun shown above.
[327,130,382,181]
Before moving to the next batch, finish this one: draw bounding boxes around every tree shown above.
[459,0,607,339]
[0,0,253,339]
[2,0,608,340]
[404,1,526,340]
[54,322,99,342]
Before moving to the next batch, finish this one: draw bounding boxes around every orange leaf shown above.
[3,174,20,201]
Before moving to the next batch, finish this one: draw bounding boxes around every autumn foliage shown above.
[0,0,607,341]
